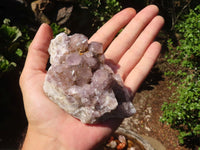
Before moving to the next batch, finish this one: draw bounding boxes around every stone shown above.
[56,6,73,25]
[106,140,117,149]
[30,0,73,25]
[31,0,52,24]
[118,135,126,144]
[43,32,136,124]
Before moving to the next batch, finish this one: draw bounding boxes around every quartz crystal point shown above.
[43,33,136,124]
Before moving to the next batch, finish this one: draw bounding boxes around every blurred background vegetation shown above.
[0,0,199,149]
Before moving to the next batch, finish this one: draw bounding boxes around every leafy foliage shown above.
[78,0,122,27]
[161,4,200,145]
[50,23,65,37]
[161,74,200,144]
[0,19,30,74]
[167,5,200,69]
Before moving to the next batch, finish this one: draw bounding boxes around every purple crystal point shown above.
[69,34,88,52]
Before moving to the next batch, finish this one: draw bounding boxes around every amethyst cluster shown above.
[43,33,136,124]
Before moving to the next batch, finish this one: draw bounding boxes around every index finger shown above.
[89,8,136,50]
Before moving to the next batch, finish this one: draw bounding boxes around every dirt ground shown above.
[120,56,192,150]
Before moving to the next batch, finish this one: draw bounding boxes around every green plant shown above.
[161,4,200,145]
[78,0,122,27]
[167,5,200,69]
[50,23,65,37]
[161,74,200,144]
[0,19,30,74]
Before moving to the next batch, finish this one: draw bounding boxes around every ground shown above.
[120,56,190,150]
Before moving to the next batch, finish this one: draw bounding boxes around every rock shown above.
[127,147,136,150]
[43,32,136,124]
[56,6,73,25]
[31,0,53,24]
[106,140,117,149]
[118,135,126,144]
[117,142,126,150]
[30,0,73,25]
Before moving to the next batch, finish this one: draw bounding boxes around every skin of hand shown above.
[19,5,164,150]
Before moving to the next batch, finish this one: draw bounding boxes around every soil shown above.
[120,56,191,150]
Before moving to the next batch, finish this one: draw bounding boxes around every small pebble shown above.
[127,139,134,147]
[117,142,126,150]
[127,147,136,150]
[118,135,126,144]
[106,140,118,149]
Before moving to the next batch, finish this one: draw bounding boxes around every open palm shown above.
[20,5,164,150]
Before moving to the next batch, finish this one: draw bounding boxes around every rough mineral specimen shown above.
[43,33,136,124]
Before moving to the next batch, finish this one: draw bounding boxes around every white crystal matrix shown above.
[43,33,136,124]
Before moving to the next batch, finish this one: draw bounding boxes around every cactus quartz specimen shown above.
[43,33,136,124]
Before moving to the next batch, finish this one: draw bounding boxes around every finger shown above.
[24,23,53,72]
[105,5,159,64]
[89,8,136,50]
[118,15,164,80]
[124,41,161,93]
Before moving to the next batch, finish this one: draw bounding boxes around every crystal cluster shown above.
[43,33,136,124]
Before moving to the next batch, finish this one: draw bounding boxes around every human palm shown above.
[20,5,164,150]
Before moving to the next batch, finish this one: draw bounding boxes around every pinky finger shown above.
[124,41,161,93]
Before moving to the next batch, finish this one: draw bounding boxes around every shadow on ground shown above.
[138,66,164,92]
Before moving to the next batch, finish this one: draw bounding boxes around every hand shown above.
[20,5,164,150]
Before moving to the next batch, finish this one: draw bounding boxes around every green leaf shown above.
[0,23,22,43]
[3,18,10,25]
[15,48,23,57]
[0,55,16,72]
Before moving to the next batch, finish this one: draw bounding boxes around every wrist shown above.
[21,125,66,150]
